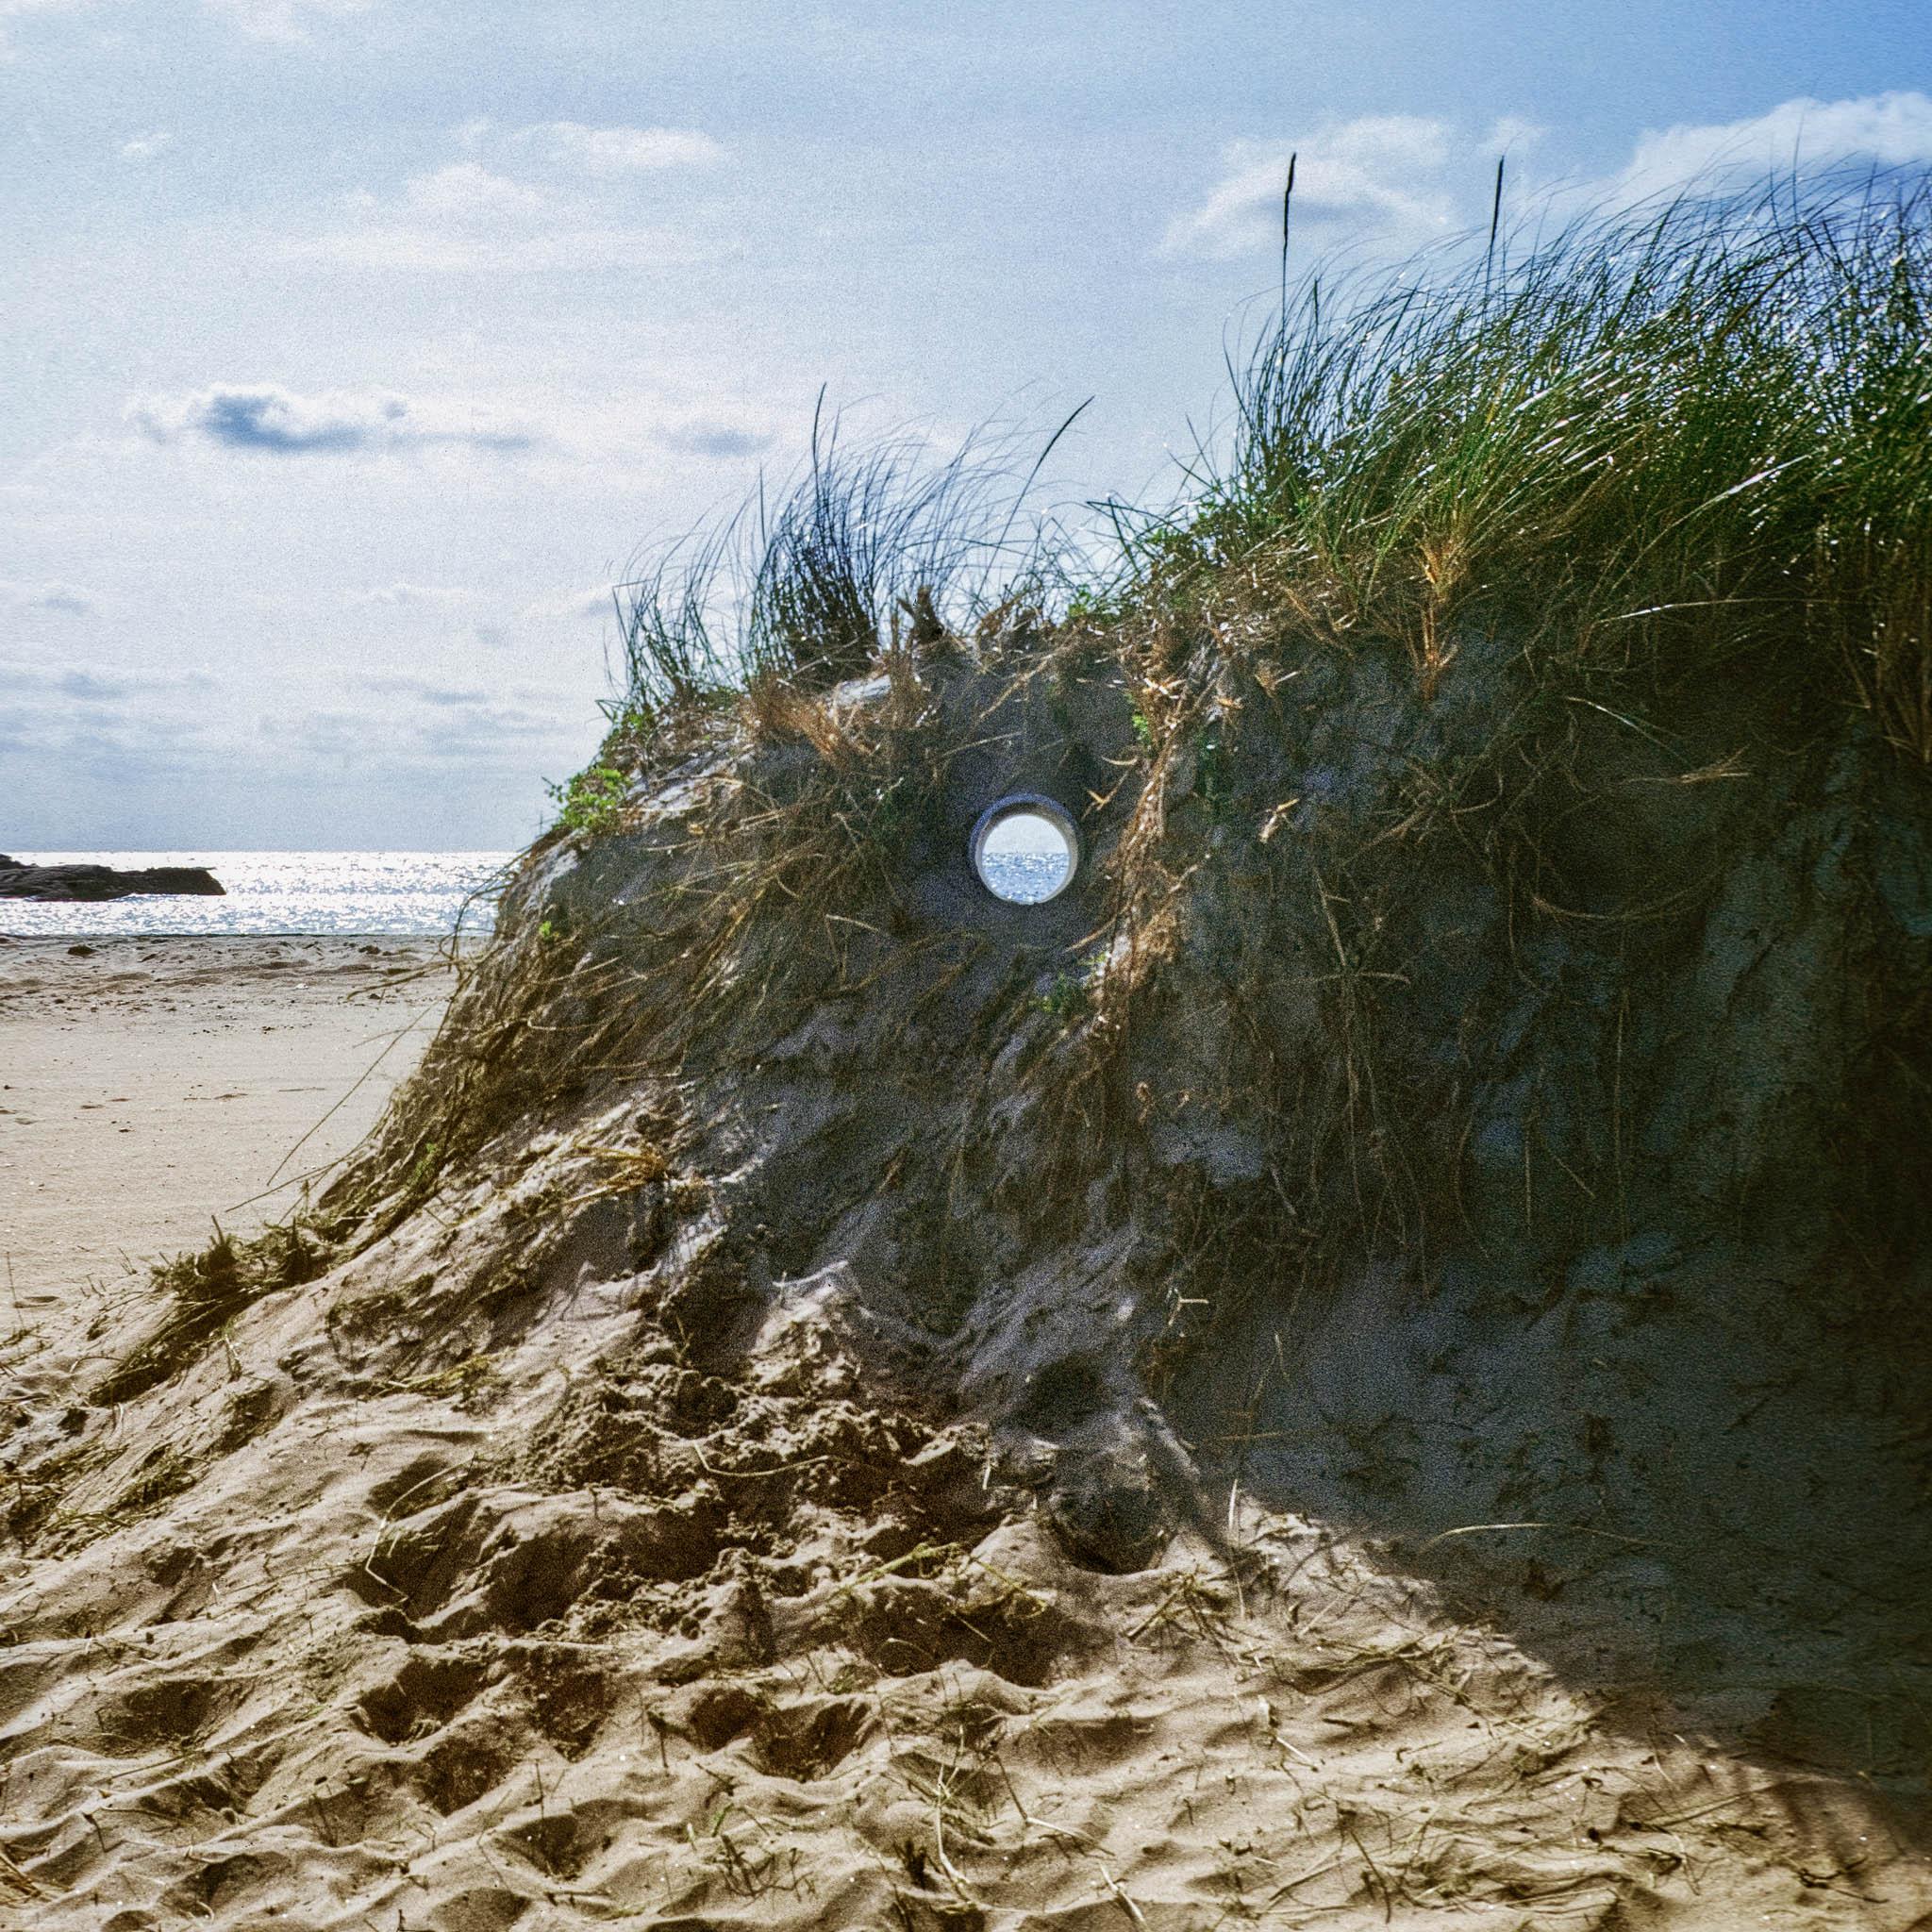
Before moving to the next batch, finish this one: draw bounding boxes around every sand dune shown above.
[1,707,1925,1925]
[4,1115,1922,1929]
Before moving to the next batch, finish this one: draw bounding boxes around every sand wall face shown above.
[3,627,1929,1927]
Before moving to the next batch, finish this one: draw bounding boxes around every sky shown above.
[3,2,1929,851]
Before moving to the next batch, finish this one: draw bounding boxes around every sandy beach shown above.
[0,936,455,1369]
[0,640,1924,1926]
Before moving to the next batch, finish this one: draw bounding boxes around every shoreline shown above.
[0,850,509,942]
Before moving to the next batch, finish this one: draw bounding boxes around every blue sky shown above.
[3,1,1928,849]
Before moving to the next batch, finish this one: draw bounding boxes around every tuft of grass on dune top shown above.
[595,171,1932,779]
[603,402,1065,741]
[1117,169,1932,752]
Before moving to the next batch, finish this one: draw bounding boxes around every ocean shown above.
[0,852,512,938]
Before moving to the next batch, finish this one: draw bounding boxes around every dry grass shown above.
[93,1221,322,1408]
[314,175,1932,1379]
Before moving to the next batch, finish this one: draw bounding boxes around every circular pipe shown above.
[969,793,1082,904]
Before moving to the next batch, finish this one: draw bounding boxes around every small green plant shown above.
[545,763,630,839]
[402,1140,441,1207]
[1066,582,1126,625]
[1040,974,1087,1022]
[1039,947,1108,1023]
[1129,707,1154,750]
[1193,719,1233,818]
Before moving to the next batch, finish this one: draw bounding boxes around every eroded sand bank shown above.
[1,641,1925,1924]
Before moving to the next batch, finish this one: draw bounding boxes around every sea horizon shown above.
[0,850,513,939]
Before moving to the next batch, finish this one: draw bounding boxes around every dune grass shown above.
[607,403,1066,734]
[603,171,1929,770]
[1124,169,1932,748]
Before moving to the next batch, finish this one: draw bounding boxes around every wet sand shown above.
[0,936,455,1358]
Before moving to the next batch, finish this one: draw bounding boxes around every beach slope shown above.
[0,937,454,1374]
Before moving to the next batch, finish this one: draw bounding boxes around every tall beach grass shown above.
[607,403,1078,726]
[1136,169,1932,748]
[607,171,1931,765]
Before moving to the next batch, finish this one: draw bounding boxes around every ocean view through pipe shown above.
[971,795,1079,904]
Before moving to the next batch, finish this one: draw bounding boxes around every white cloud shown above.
[397,161,547,223]
[1163,116,1464,259]
[128,384,539,456]
[345,582,474,608]
[294,159,708,274]
[1165,94,1932,269]
[202,0,374,43]
[517,122,726,175]
[120,129,173,160]
[519,586,613,624]
[1484,117,1547,163]
[0,577,95,616]
[1609,92,1932,205]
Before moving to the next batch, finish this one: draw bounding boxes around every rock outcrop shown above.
[0,856,225,901]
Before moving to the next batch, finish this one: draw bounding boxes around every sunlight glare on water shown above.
[0,852,509,937]
[975,808,1075,905]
